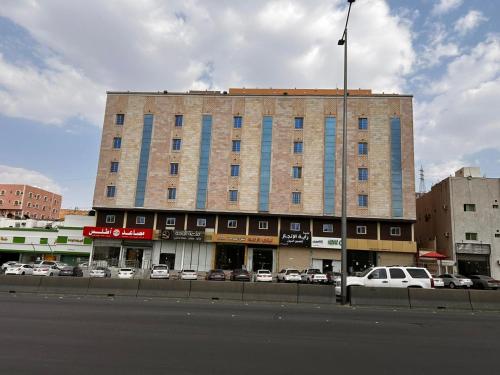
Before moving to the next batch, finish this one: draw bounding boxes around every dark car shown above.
[230,269,251,282]
[59,266,83,277]
[206,269,226,281]
[470,275,500,290]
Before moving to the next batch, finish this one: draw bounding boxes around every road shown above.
[0,294,498,375]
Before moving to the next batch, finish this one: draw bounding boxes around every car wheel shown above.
[449,282,455,289]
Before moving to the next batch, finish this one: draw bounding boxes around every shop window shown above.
[258,221,268,230]
[390,227,401,236]
[136,216,145,225]
[290,222,301,231]
[356,225,367,235]
[323,223,333,233]
[196,218,206,227]
[105,215,115,224]
[166,217,176,226]
[227,219,237,228]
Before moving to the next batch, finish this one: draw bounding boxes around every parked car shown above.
[33,260,57,269]
[438,274,473,289]
[150,264,170,279]
[206,269,226,281]
[277,269,301,283]
[55,262,69,270]
[59,266,83,277]
[89,267,111,278]
[254,269,273,282]
[179,270,198,280]
[432,276,444,288]
[301,268,328,283]
[117,268,135,279]
[1,261,19,272]
[33,264,60,276]
[469,275,500,290]
[326,271,342,285]
[5,263,34,276]
[230,269,251,282]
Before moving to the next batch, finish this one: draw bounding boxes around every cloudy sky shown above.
[0,0,498,208]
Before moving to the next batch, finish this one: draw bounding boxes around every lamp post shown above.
[338,0,355,305]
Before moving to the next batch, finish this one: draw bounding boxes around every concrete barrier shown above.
[349,286,410,308]
[243,282,298,303]
[0,275,42,293]
[87,278,140,297]
[137,279,190,298]
[39,277,90,295]
[189,281,243,300]
[298,284,335,304]
[469,290,500,311]
[409,288,472,310]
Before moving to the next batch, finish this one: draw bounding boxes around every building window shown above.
[105,215,115,224]
[27,202,31,207]
[113,137,122,149]
[290,222,301,231]
[136,216,146,225]
[106,186,116,198]
[358,168,368,181]
[175,115,183,127]
[233,116,242,129]
[465,232,478,241]
[323,223,333,233]
[229,190,238,202]
[294,117,304,129]
[230,164,240,177]
[258,221,269,230]
[358,117,368,130]
[232,140,241,152]
[358,194,368,207]
[166,217,176,226]
[292,166,302,179]
[292,192,301,204]
[464,204,476,212]
[42,206,46,211]
[493,205,499,209]
[15,190,20,195]
[0,200,2,205]
[196,218,206,227]
[167,188,177,200]
[172,138,182,151]
[170,163,179,176]
[293,141,303,154]
[110,162,119,173]
[116,114,125,125]
[358,142,368,155]
[0,190,4,195]
[390,227,401,236]
[356,225,367,235]
[228,219,237,228]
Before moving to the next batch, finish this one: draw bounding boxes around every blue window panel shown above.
[358,194,368,207]
[106,186,116,198]
[259,116,273,211]
[168,188,177,200]
[232,140,241,152]
[324,116,336,214]
[110,162,119,173]
[134,114,154,207]
[358,117,368,130]
[233,116,242,129]
[292,166,302,179]
[358,168,368,181]
[175,115,183,127]
[230,164,240,177]
[292,192,301,204]
[391,117,403,217]
[172,138,182,151]
[116,114,124,125]
[113,137,121,149]
[229,190,238,202]
[293,141,303,154]
[294,117,304,129]
[358,142,368,155]
[196,115,212,209]
[170,163,179,175]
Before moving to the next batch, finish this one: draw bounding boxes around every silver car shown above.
[438,274,473,288]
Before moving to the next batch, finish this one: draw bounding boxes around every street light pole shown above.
[338,0,355,305]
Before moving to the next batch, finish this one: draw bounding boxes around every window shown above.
[228,219,237,228]
[390,227,401,236]
[358,194,368,207]
[493,205,499,209]
[464,204,476,212]
[44,196,47,201]
[406,268,430,278]
[290,222,301,231]
[196,218,206,227]
[230,164,240,177]
[116,114,125,125]
[42,206,46,211]
[323,223,333,233]
[110,162,119,173]
[258,221,269,230]
[229,190,238,202]
[166,217,176,226]
[232,140,241,152]
[292,192,301,204]
[27,202,31,207]
[358,142,368,155]
[369,269,387,279]
[358,168,368,181]
[233,116,242,129]
[15,190,20,195]
[0,190,4,195]
[389,268,406,279]
[172,138,182,151]
[293,141,303,154]
[292,166,302,179]
[170,163,179,176]
[136,216,146,225]
[465,232,478,241]
[105,215,115,224]
[113,137,122,149]
[106,186,116,198]
[167,188,177,200]
[294,117,304,129]
[175,115,183,127]
[358,117,368,130]
[356,225,367,235]
[0,200,2,205]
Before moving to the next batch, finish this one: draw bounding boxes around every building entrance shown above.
[159,253,176,270]
[215,244,245,270]
[347,250,376,275]
[252,249,273,271]
[457,254,490,276]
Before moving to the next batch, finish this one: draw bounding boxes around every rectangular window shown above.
[465,232,478,241]
[290,222,301,231]
[229,190,238,202]
[170,163,179,176]
[232,140,241,152]
[166,217,176,226]
[493,205,499,209]
[294,117,304,129]
[293,141,303,154]
[113,137,121,149]
[167,188,177,200]
[196,218,206,227]
[390,227,401,236]
[292,166,302,179]
[110,162,119,173]
[323,223,333,233]
[106,186,116,198]
[105,215,115,224]
[358,194,368,207]
[228,219,237,228]
[358,117,368,130]
[233,116,242,129]
[358,168,368,181]
[175,115,183,127]
[172,138,182,151]
[258,221,269,230]
[358,142,368,155]
[230,164,240,177]
[464,204,476,212]
[116,114,125,125]
[292,192,301,204]
[356,225,367,235]
[136,216,145,225]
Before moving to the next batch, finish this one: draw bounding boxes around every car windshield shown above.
[359,268,374,277]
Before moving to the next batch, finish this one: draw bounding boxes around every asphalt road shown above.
[0,294,498,375]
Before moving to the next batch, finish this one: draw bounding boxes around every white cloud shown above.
[432,0,463,16]
[0,165,62,194]
[418,24,460,68]
[454,10,487,36]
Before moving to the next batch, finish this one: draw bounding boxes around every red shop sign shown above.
[83,226,154,240]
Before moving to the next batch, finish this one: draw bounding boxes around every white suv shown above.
[301,268,328,283]
[335,266,434,296]
[277,268,301,283]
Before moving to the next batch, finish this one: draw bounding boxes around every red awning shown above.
[419,251,448,259]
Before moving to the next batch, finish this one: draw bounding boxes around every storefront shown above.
[278,231,311,270]
[456,243,491,276]
[311,236,342,272]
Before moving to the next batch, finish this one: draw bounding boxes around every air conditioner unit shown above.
[444,232,450,238]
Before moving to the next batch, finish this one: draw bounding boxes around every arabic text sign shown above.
[279,232,311,247]
[204,233,279,245]
[83,226,154,240]
[161,230,204,241]
[311,237,342,249]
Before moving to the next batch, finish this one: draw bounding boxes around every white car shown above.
[5,263,34,276]
[432,276,444,288]
[33,265,60,276]
[33,260,57,268]
[2,261,19,271]
[301,268,328,283]
[179,270,198,280]
[150,265,170,279]
[117,268,135,279]
[254,269,273,282]
[89,267,111,278]
[277,268,301,283]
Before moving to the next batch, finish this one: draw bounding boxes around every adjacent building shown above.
[0,184,62,220]
[86,88,416,273]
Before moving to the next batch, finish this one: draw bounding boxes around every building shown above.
[415,167,500,278]
[0,184,62,220]
[86,88,416,274]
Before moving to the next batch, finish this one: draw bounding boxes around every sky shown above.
[0,0,499,209]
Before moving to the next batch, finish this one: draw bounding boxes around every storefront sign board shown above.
[83,226,154,240]
[311,237,342,249]
[161,230,204,241]
[279,232,311,247]
[205,233,279,245]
